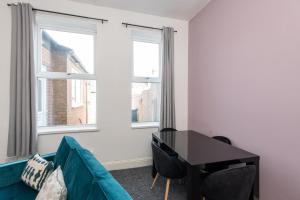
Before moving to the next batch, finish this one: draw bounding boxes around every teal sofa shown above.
[0,136,133,200]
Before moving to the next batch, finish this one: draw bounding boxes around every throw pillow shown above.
[21,154,54,191]
[36,166,67,200]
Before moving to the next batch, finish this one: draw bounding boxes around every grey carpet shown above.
[111,166,186,200]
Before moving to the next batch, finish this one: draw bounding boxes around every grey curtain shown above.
[7,3,37,157]
[160,27,176,130]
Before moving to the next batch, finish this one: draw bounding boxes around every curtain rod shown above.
[7,3,109,23]
[122,22,178,33]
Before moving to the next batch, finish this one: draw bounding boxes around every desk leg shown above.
[247,158,259,200]
[151,136,158,178]
[186,165,204,200]
[152,159,157,178]
[253,158,260,199]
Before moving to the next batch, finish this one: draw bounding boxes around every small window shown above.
[36,14,97,133]
[131,31,161,127]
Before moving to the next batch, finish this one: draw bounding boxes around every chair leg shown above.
[164,178,171,200]
[151,173,159,189]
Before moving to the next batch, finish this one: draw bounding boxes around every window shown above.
[36,14,97,133]
[131,31,162,127]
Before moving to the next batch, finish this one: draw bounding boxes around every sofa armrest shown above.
[0,152,56,188]
[88,177,133,200]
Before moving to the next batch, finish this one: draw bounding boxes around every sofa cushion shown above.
[21,154,54,191]
[87,177,133,200]
[36,166,67,200]
[0,182,37,200]
[54,136,82,169]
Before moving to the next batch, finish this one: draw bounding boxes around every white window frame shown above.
[37,77,47,113]
[72,79,84,108]
[131,30,162,128]
[36,65,48,127]
[35,13,98,134]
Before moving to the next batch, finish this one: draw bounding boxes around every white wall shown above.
[0,0,188,169]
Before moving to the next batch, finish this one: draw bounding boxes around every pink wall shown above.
[189,0,300,199]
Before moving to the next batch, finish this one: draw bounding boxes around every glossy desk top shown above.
[153,130,259,166]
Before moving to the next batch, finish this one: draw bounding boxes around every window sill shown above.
[38,125,99,135]
[71,104,84,109]
[131,122,159,129]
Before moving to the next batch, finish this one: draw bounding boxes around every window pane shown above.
[37,78,96,127]
[133,41,160,78]
[132,83,160,123]
[41,29,94,74]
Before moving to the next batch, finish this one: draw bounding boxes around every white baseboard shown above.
[103,157,152,171]
[3,155,152,172]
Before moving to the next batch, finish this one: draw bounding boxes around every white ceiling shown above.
[71,0,210,20]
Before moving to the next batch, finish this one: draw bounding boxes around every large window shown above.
[131,31,162,127]
[36,14,97,133]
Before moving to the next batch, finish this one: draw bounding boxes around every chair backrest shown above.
[151,142,185,179]
[160,128,177,132]
[201,165,256,200]
[212,136,232,145]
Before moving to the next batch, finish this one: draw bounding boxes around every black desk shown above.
[152,130,259,200]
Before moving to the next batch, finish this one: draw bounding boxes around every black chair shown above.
[151,142,186,200]
[212,136,232,145]
[152,127,178,177]
[200,165,256,200]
